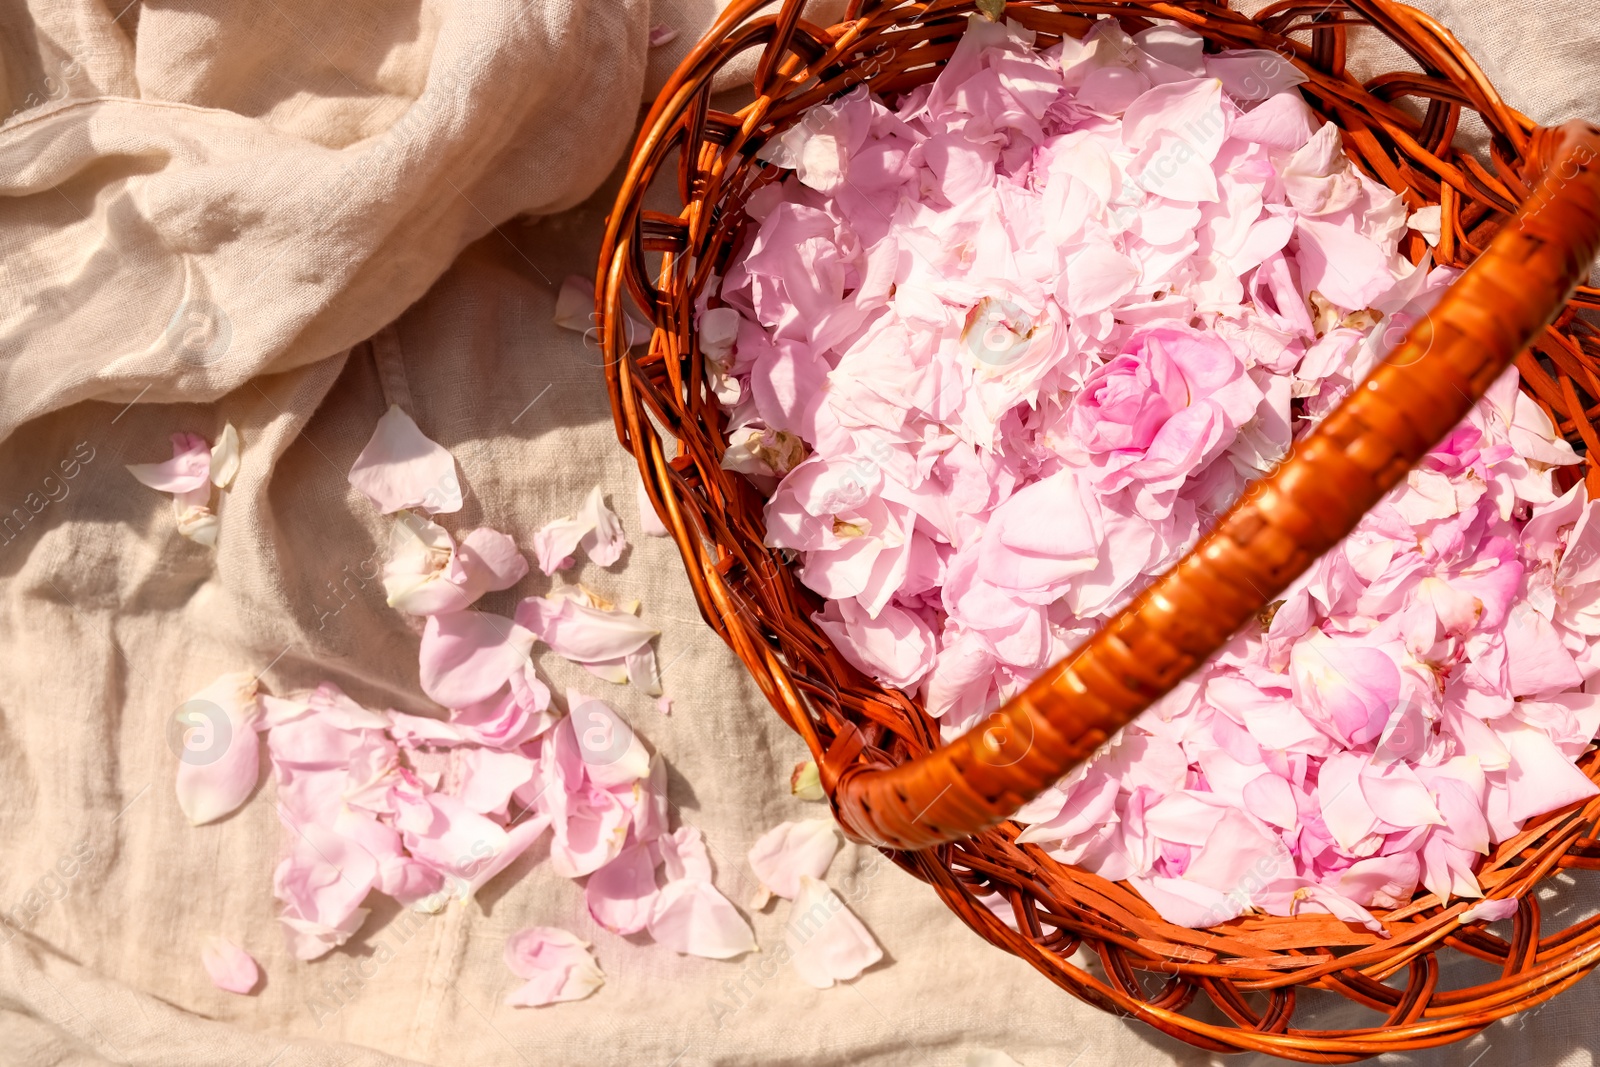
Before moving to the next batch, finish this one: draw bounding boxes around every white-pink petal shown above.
[783,875,883,988]
[174,672,262,826]
[458,747,538,817]
[516,593,659,664]
[1060,244,1141,316]
[532,487,628,574]
[648,879,757,960]
[503,927,605,1007]
[1461,897,1519,924]
[637,474,671,537]
[347,405,463,515]
[418,612,534,707]
[748,819,840,908]
[127,432,211,494]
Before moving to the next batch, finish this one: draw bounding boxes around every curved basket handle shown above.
[830,121,1600,850]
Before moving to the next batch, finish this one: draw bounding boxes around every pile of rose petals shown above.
[174,406,760,1004]
[705,15,1600,930]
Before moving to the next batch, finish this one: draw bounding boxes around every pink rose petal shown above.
[174,673,262,826]
[503,927,604,1007]
[515,593,658,664]
[200,936,259,995]
[747,819,840,908]
[418,612,534,707]
[127,432,211,494]
[347,405,462,514]
[783,875,883,988]
[586,844,660,935]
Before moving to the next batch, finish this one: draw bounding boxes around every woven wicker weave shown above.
[599,1,1600,1058]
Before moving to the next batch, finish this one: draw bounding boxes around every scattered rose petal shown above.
[503,927,604,1007]
[418,612,535,707]
[532,487,627,574]
[637,473,671,537]
[516,591,659,667]
[210,423,241,489]
[384,517,528,615]
[200,936,259,995]
[347,405,462,515]
[127,432,211,493]
[648,827,756,959]
[174,672,262,825]
[783,875,883,988]
[554,275,649,347]
[1461,897,1519,924]
[586,844,660,935]
[748,819,839,908]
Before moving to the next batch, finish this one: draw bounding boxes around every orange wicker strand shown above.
[599,1,1600,1057]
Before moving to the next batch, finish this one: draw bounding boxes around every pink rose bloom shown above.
[1070,326,1262,516]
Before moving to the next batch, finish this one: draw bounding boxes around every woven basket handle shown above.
[828,121,1600,850]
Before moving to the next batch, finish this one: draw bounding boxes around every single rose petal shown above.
[637,474,671,537]
[418,612,535,707]
[127,432,211,494]
[1408,204,1443,247]
[453,527,530,597]
[458,748,538,817]
[565,691,651,788]
[625,645,662,696]
[812,598,935,691]
[209,423,241,489]
[460,815,552,901]
[1293,216,1394,311]
[1059,244,1141,316]
[532,487,627,574]
[1497,720,1600,823]
[586,844,660,935]
[579,487,627,567]
[1461,897,1519,924]
[783,875,883,988]
[175,503,221,546]
[554,275,650,346]
[748,819,840,908]
[347,405,462,515]
[553,275,596,334]
[648,879,756,960]
[648,23,678,47]
[515,594,659,664]
[382,515,458,614]
[174,672,262,825]
[503,927,605,1007]
[1205,50,1307,103]
[200,936,259,995]
[531,514,589,575]
[658,825,714,883]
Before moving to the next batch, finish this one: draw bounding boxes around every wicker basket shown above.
[599,1,1600,1058]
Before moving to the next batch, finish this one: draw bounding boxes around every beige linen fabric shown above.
[0,1,1598,1064]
